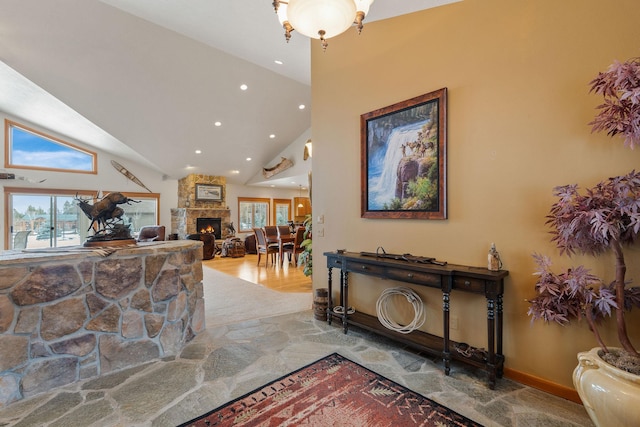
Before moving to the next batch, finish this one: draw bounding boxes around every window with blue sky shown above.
[5,119,96,173]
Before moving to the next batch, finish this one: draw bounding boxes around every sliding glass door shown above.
[6,188,161,249]
[8,192,91,249]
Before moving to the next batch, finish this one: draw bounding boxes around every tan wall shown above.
[310,0,640,389]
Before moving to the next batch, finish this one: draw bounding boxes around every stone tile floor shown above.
[0,310,594,427]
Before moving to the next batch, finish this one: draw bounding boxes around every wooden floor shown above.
[202,253,312,293]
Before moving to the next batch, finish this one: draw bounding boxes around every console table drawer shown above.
[347,261,385,276]
[386,268,441,288]
[327,257,344,269]
[452,277,486,293]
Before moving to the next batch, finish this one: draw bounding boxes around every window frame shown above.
[4,187,159,249]
[238,197,270,233]
[273,198,292,226]
[4,119,98,174]
[105,190,161,236]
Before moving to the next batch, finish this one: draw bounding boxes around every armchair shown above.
[137,225,166,242]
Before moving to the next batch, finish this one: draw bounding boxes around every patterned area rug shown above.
[179,353,484,427]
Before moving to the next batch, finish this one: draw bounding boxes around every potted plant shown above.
[528,171,640,426]
[297,214,313,277]
[529,170,640,360]
[526,56,640,426]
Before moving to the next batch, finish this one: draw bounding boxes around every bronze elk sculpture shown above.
[76,192,140,240]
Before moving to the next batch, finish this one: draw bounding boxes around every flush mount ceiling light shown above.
[273,0,374,51]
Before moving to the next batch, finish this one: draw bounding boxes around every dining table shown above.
[267,233,295,267]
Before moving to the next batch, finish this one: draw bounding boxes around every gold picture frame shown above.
[361,88,447,219]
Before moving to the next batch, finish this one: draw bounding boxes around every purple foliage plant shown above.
[589,57,640,148]
[528,170,640,358]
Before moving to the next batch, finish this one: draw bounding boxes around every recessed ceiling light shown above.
[246,157,252,161]
[270,184,275,187]
[269,134,276,139]
[231,170,240,174]
[299,104,306,110]
[214,121,222,127]
[240,84,248,91]
[274,60,283,65]
[185,164,195,169]
[195,149,202,154]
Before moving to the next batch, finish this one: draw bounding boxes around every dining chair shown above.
[263,225,278,241]
[277,225,291,237]
[253,227,279,267]
[281,226,305,266]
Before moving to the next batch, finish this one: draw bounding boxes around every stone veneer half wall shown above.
[0,240,205,406]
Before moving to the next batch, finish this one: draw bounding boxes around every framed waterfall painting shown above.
[360,88,447,219]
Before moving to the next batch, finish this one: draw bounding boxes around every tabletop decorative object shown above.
[76,192,140,246]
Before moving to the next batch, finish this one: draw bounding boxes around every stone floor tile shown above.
[48,399,113,427]
[80,362,153,391]
[151,383,229,427]
[476,399,515,427]
[0,310,596,427]
[513,411,587,427]
[12,392,82,427]
[201,344,261,382]
[110,362,200,423]
[403,371,445,394]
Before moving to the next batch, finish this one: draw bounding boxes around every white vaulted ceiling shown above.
[0,0,460,187]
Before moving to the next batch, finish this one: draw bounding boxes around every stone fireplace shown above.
[170,174,232,239]
[196,218,222,239]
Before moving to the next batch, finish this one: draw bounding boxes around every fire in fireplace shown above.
[196,218,222,239]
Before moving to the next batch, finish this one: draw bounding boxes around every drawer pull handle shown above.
[336,260,342,265]
[407,273,414,278]
[361,265,368,270]
[464,280,471,287]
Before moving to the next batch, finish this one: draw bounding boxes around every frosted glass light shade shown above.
[277,3,288,25]
[354,0,373,15]
[287,0,357,39]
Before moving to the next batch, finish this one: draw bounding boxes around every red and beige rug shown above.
[179,353,484,426]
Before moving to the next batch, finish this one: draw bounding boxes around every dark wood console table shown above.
[324,251,508,389]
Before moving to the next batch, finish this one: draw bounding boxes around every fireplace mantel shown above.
[170,208,232,239]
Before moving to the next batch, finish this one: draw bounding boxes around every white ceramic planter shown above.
[573,347,640,427]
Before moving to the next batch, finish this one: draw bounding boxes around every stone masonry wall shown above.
[0,241,205,407]
[172,174,232,238]
[177,174,226,210]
